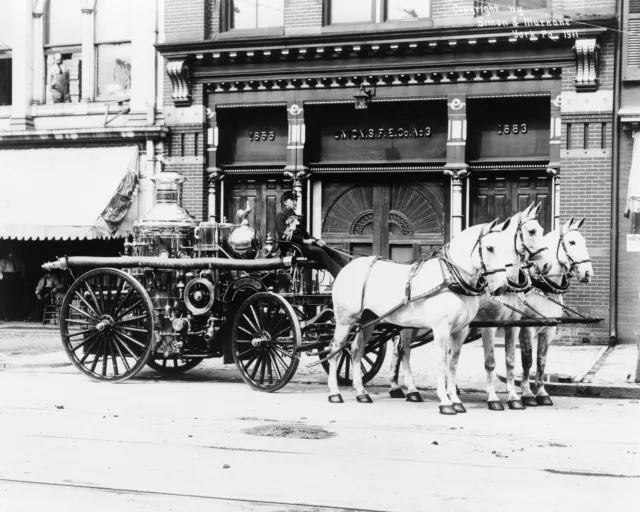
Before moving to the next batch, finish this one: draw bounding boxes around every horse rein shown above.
[515,215,547,263]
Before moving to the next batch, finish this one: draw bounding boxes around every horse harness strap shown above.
[360,256,380,312]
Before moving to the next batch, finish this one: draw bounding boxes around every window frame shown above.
[95,41,133,101]
[220,0,285,34]
[43,47,82,104]
[0,54,12,107]
[324,0,431,26]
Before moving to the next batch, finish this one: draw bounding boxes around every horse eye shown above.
[486,246,494,253]
[569,240,576,246]
[528,229,536,236]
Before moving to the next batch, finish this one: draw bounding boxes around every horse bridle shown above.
[556,224,591,274]
[515,215,548,263]
[472,225,508,280]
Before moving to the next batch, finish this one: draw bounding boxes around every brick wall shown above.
[165,0,206,41]
[617,130,640,343]
[285,0,323,27]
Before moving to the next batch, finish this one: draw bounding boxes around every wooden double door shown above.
[470,173,552,232]
[320,178,447,263]
[225,177,286,239]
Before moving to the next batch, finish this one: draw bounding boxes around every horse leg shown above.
[535,330,554,406]
[388,331,405,398]
[482,327,503,411]
[505,326,525,410]
[519,327,537,407]
[352,326,374,403]
[446,327,468,414]
[327,322,353,403]
[434,324,456,415]
[400,329,422,402]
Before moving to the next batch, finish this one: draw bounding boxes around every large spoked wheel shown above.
[147,357,204,374]
[59,268,154,383]
[320,331,388,386]
[232,292,301,392]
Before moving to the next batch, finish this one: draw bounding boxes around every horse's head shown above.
[548,217,593,283]
[503,202,551,276]
[468,219,512,295]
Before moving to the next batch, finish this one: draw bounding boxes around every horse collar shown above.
[531,273,570,294]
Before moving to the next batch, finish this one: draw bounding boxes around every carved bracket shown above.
[574,39,599,92]
[167,60,192,107]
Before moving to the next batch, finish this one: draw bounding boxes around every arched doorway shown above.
[321,178,447,262]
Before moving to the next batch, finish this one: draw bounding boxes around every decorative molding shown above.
[574,38,599,92]
[167,60,193,107]
[208,67,562,95]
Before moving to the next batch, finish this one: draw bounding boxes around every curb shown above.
[496,373,640,400]
[0,361,72,369]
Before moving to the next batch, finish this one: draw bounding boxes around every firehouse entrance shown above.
[320,177,447,262]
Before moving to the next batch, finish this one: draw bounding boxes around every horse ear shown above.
[500,217,512,232]
[523,202,534,216]
[574,217,586,229]
[533,203,542,218]
[486,218,499,231]
[562,217,574,231]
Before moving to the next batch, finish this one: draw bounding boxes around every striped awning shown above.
[0,146,140,240]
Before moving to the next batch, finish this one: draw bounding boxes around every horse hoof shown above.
[405,391,423,403]
[328,394,344,404]
[356,394,373,403]
[439,405,457,415]
[522,396,538,407]
[488,401,505,411]
[389,388,406,399]
[452,403,466,413]
[508,400,526,410]
[536,395,553,406]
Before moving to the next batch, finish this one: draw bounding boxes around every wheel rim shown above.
[232,292,301,392]
[60,268,154,383]
[147,357,203,374]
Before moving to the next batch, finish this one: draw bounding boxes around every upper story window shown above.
[0,1,13,106]
[95,0,133,100]
[0,58,11,107]
[44,0,82,104]
[326,0,430,25]
[226,0,284,30]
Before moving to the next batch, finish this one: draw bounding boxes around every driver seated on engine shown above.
[275,191,342,278]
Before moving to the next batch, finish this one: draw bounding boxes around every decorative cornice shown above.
[167,60,193,107]
[0,126,169,146]
[574,38,599,92]
[205,66,562,95]
[156,25,610,62]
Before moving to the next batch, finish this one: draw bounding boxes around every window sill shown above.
[32,102,127,117]
[322,19,433,34]
[217,27,285,40]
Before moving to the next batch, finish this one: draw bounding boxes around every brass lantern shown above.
[353,83,375,110]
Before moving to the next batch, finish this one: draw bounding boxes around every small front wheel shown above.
[147,357,204,374]
[232,292,301,392]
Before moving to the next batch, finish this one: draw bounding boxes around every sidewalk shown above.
[1,321,639,400]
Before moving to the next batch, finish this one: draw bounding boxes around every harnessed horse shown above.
[327,219,514,414]
[518,217,593,406]
[388,203,551,409]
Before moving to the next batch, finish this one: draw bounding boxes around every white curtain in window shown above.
[46,0,82,46]
[95,0,133,42]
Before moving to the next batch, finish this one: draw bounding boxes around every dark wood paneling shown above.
[467,97,550,161]
[218,107,288,166]
[226,176,286,237]
[306,101,447,164]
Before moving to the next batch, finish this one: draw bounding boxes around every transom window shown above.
[326,0,430,25]
[226,0,284,30]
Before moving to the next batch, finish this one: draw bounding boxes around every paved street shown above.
[0,349,638,512]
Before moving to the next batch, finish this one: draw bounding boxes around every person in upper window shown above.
[48,53,71,104]
[275,190,345,278]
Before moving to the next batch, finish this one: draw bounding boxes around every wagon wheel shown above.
[147,357,204,374]
[232,292,302,392]
[59,268,154,383]
[320,328,388,386]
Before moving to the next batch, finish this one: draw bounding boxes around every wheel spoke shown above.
[265,351,273,385]
[116,314,148,325]
[116,299,143,321]
[269,348,287,378]
[113,331,139,359]
[111,334,131,372]
[108,338,119,377]
[241,311,261,336]
[241,348,261,373]
[65,318,95,326]
[117,325,148,334]
[101,336,109,377]
[74,291,100,320]
[89,338,103,373]
[250,304,263,333]
[84,281,103,315]
[113,285,135,317]
[237,346,257,359]
[69,304,99,322]
[94,275,107,313]
[70,331,100,354]
[362,354,375,366]
[78,336,100,364]
[68,327,97,338]
[113,328,146,348]
[259,349,267,385]
[110,277,127,316]
[249,351,265,380]
[238,325,258,338]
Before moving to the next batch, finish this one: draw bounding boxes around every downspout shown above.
[609,5,624,345]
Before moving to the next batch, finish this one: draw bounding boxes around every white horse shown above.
[518,217,593,406]
[328,219,513,415]
[388,204,551,408]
